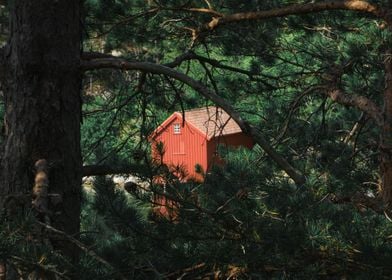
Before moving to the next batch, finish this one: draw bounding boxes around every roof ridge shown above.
[178,106,218,113]
[174,106,242,139]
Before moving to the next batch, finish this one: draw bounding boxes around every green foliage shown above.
[74,0,392,277]
[71,148,392,278]
[3,0,392,278]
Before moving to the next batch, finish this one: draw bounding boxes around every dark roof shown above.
[179,106,242,138]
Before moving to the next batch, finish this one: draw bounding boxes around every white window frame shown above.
[173,124,181,134]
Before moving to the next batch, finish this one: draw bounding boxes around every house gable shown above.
[150,112,208,141]
[151,113,208,180]
[150,107,253,181]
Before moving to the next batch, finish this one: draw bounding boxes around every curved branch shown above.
[81,58,306,185]
[325,89,382,126]
[196,1,384,38]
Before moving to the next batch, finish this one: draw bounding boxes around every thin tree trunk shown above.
[382,50,392,207]
[0,262,5,280]
[0,0,82,262]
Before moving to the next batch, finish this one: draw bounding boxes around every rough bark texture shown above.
[326,89,382,126]
[0,0,82,261]
[382,51,392,206]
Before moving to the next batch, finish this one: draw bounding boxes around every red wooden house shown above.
[150,106,254,182]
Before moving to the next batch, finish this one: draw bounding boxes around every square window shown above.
[174,124,181,134]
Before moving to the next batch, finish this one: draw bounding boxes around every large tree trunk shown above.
[0,0,82,261]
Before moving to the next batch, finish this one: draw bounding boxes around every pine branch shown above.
[81,57,305,185]
[195,1,385,40]
[325,89,382,126]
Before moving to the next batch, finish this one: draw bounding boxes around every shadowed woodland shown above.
[1,0,392,279]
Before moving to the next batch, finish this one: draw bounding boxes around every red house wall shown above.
[151,115,254,218]
[207,133,254,170]
[152,115,208,181]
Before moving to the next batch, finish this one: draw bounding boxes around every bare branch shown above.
[183,8,222,17]
[81,58,306,185]
[92,8,159,38]
[325,89,383,126]
[164,7,223,17]
[196,1,385,39]
[166,51,259,76]
[81,52,114,60]
[83,164,139,177]
[38,222,128,280]
[343,113,366,144]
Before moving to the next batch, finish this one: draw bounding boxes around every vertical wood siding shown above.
[152,115,207,181]
[152,116,254,181]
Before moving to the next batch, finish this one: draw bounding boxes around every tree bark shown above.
[83,164,139,177]
[382,50,392,207]
[325,89,382,126]
[197,1,383,36]
[0,0,82,261]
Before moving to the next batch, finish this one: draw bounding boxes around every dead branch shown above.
[164,262,206,279]
[343,113,366,144]
[38,222,127,280]
[9,255,70,280]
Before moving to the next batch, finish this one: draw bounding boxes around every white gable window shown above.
[173,124,181,134]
